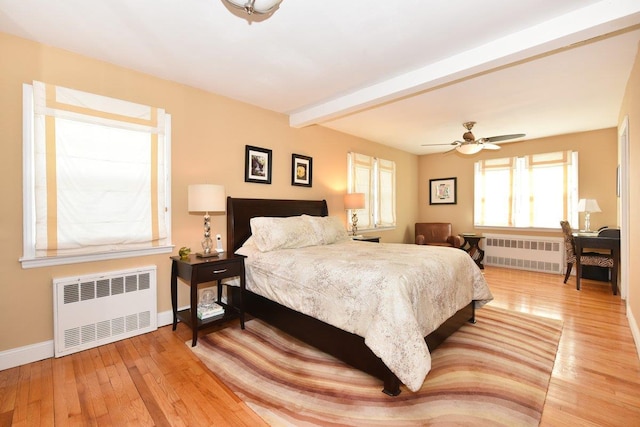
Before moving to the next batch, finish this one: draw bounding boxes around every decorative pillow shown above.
[303,215,349,244]
[250,216,320,252]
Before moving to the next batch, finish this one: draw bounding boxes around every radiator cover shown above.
[483,234,564,274]
[53,266,157,357]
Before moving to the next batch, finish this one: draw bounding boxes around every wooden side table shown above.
[170,253,245,346]
[460,235,486,269]
[352,236,381,243]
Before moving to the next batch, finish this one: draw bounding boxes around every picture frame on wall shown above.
[429,177,457,205]
[245,145,272,184]
[291,154,312,187]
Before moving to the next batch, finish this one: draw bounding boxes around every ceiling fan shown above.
[423,121,525,154]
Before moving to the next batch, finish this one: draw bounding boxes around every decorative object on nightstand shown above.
[178,246,191,260]
[344,192,365,236]
[577,198,601,232]
[197,289,224,320]
[171,253,246,346]
[188,184,226,258]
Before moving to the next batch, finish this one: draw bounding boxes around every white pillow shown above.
[250,216,320,252]
[234,236,260,257]
[303,215,349,244]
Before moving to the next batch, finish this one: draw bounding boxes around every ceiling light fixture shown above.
[455,143,483,155]
[222,0,283,15]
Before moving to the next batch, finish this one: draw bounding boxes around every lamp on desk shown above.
[188,184,226,257]
[577,198,601,232]
[344,193,365,236]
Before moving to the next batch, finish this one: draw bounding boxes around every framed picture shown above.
[429,177,457,205]
[245,145,272,184]
[291,154,312,187]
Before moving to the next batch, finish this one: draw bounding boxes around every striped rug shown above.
[190,306,562,426]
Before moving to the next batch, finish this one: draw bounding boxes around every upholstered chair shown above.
[415,223,463,248]
[559,220,615,292]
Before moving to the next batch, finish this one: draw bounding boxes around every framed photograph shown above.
[291,154,312,187]
[429,177,457,205]
[245,145,272,184]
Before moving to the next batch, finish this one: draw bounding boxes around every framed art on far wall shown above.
[291,154,312,187]
[245,145,272,184]
[429,177,457,205]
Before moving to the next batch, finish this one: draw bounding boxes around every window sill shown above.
[20,245,174,269]
[357,226,396,233]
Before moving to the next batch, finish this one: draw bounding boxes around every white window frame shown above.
[347,152,396,231]
[473,151,578,231]
[20,84,172,268]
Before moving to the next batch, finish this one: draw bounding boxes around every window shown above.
[21,81,172,268]
[474,151,578,229]
[347,152,396,230]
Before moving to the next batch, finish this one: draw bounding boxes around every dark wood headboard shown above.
[226,197,329,253]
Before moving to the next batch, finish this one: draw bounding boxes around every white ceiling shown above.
[1,0,639,154]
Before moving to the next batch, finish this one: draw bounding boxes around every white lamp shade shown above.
[344,193,365,210]
[188,184,226,213]
[456,143,482,155]
[577,198,601,213]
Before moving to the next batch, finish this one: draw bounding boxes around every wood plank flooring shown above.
[1,267,639,426]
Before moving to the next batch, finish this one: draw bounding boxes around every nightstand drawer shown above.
[196,260,243,282]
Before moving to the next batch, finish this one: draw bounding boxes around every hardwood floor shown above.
[1,267,639,426]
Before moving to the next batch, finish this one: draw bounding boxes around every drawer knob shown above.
[213,269,227,274]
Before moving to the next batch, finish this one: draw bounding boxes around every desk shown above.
[573,234,620,295]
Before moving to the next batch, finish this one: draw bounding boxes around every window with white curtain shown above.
[21,81,172,268]
[474,151,578,229]
[347,152,396,230]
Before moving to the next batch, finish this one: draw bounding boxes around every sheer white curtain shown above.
[347,152,396,230]
[474,151,578,229]
[27,81,170,258]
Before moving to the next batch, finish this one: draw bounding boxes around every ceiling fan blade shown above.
[484,133,525,142]
[421,141,459,147]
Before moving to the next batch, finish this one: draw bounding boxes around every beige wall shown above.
[418,128,618,237]
[619,40,640,340]
[2,29,637,360]
[0,32,418,352]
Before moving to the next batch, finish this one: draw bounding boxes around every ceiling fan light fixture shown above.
[223,0,283,15]
[481,142,501,150]
[456,143,482,155]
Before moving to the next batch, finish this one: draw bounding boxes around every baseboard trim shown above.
[0,309,175,371]
[627,302,640,361]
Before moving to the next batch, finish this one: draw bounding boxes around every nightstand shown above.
[352,236,380,243]
[170,253,245,346]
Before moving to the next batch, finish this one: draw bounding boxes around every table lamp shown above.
[577,198,601,232]
[188,184,226,257]
[344,193,365,236]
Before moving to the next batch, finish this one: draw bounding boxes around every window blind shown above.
[28,81,170,258]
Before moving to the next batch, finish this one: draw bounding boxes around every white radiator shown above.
[483,234,565,274]
[53,266,157,357]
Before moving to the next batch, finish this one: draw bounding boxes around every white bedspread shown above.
[239,240,493,392]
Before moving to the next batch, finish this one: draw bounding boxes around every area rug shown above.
[190,306,562,426]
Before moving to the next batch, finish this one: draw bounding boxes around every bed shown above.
[226,197,493,396]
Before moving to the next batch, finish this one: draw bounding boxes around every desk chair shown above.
[560,220,615,292]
